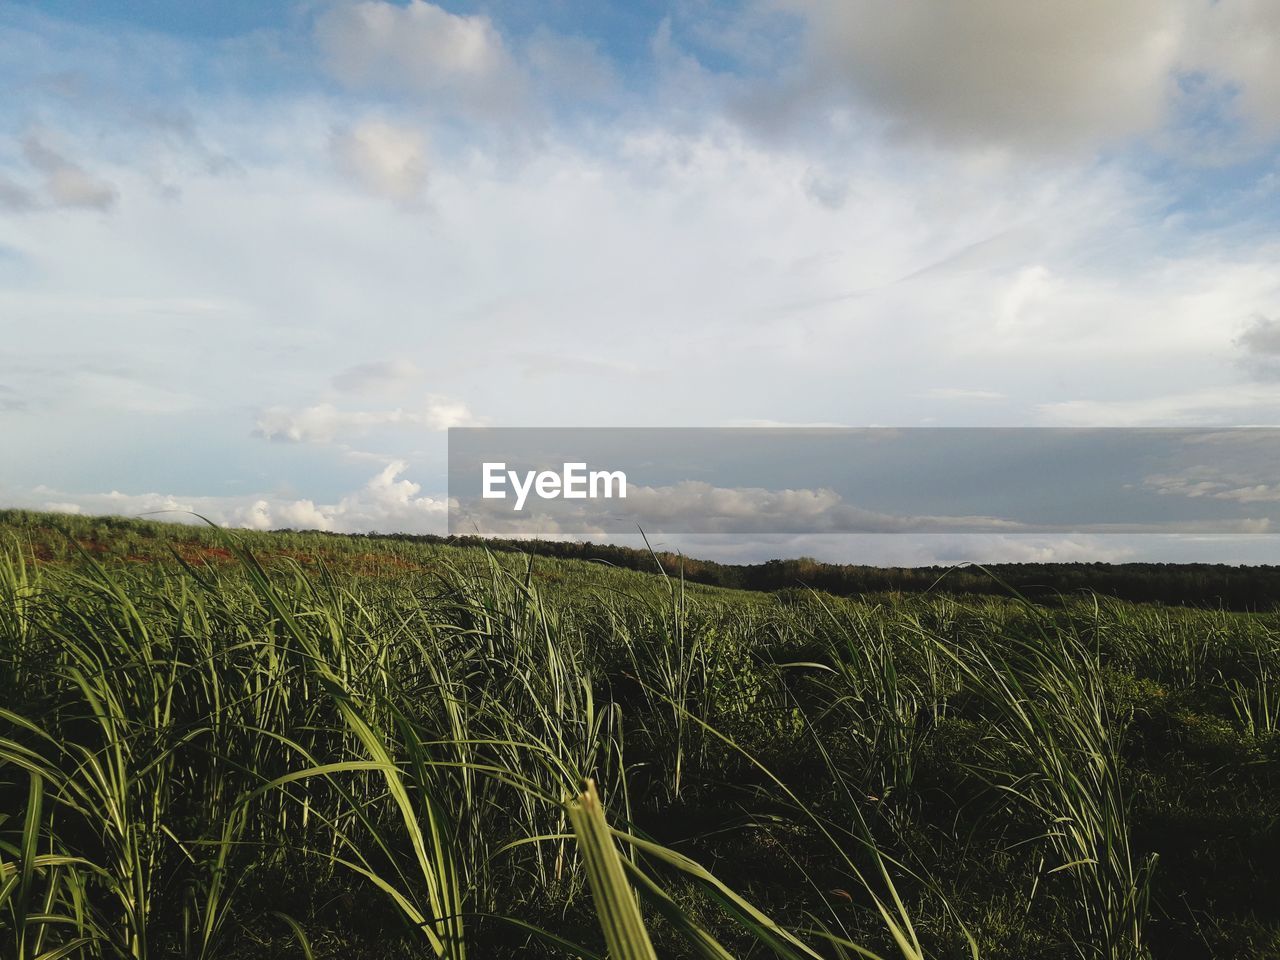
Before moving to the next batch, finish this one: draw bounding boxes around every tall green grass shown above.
[2,521,1278,958]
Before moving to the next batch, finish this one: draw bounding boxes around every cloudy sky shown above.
[3,1,1280,563]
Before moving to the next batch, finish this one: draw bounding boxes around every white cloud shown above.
[231,459,448,534]
[1239,315,1280,356]
[17,462,447,535]
[4,107,1277,440]
[43,501,82,514]
[1237,314,1280,379]
[328,459,445,532]
[315,1,524,118]
[770,0,1280,156]
[331,120,429,203]
[254,397,477,444]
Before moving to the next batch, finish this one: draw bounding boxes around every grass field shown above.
[1,510,1278,959]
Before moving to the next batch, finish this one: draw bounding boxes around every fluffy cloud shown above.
[1239,315,1280,355]
[26,461,447,535]
[1237,315,1280,379]
[770,0,1280,155]
[5,107,1276,438]
[325,459,446,532]
[331,120,429,203]
[778,0,1183,151]
[315,1,524,117]
[236,461,446,533]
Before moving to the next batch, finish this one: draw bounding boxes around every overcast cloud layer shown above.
[3,1,1280,563]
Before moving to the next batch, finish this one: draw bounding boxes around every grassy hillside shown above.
[1,511,1278,959]
[8,508,1278,610]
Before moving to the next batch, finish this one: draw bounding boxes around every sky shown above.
[3,0,1280,564]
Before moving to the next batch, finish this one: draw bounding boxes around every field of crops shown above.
[1,511,1278,959]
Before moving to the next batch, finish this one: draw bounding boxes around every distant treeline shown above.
[368,533,1280,611]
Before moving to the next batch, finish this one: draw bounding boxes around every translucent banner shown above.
[447,427,1280,536]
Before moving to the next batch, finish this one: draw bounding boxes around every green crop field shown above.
[1,511,1277,959]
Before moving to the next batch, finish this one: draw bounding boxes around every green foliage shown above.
[0,512,1277,959]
